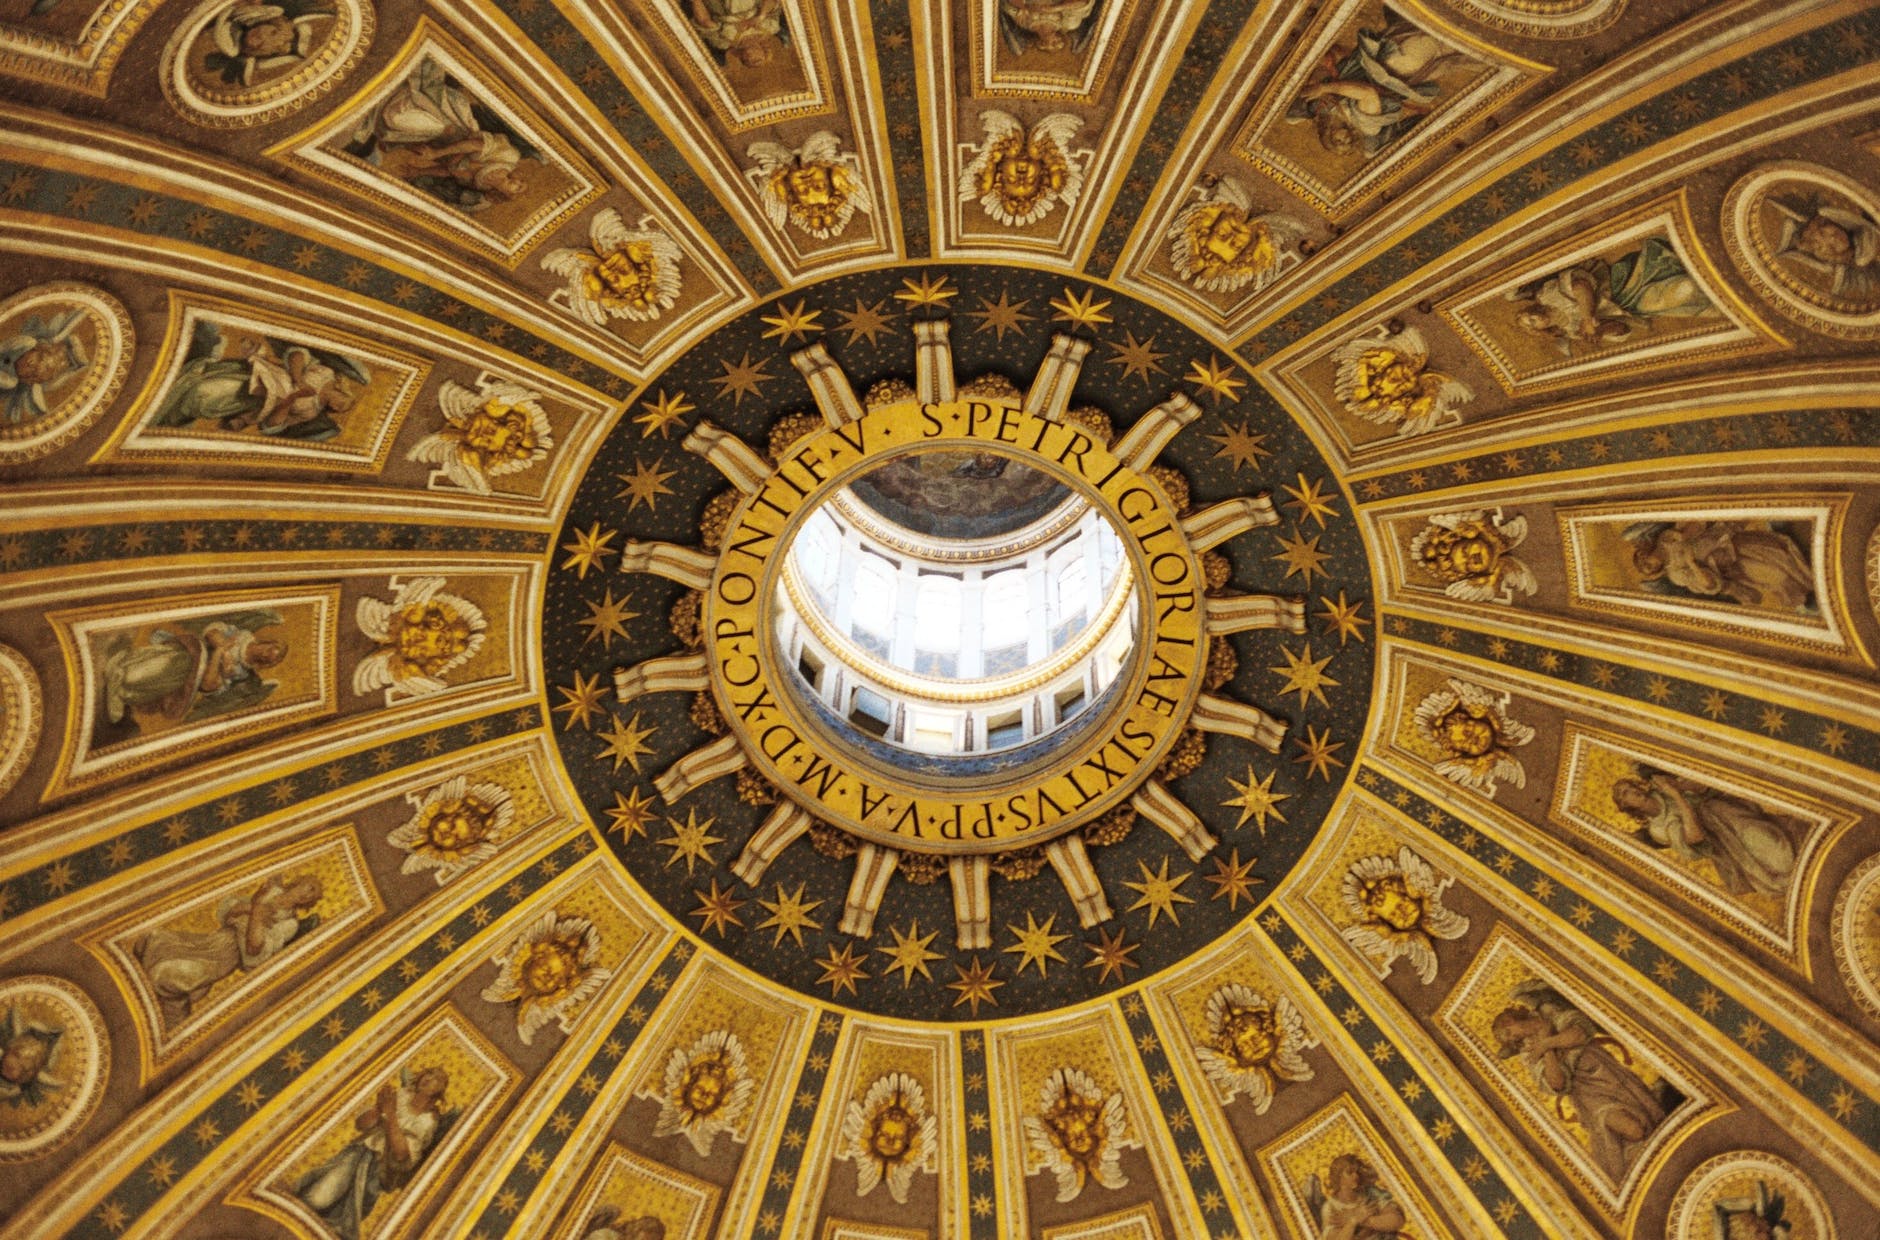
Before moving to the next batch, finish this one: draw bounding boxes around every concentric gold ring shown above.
[704,397,1205,853]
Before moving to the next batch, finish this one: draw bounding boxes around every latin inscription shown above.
[706,400,1205,850]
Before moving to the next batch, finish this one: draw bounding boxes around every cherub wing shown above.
[744,142,796,229]
[961,111,1024,198]
[1305,1173,1327,1219]
[539,246,594,281]
[585,206,632,252]
[975,109,1025,148]
[1028,112,1084,155]
[1029,113,1086,202]
[793,130,841,165]
[186,317,227,363]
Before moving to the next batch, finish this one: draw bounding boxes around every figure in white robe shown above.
[296,1066,451,1240]
[136,872,323,1024]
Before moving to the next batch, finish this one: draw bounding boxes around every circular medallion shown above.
[0,975,111,1162]
[1832,852,1880,1024]
[0,282,133,462]
[1668,1151,1834,1240]
[1724,161,1880,339]
[545,265,1375,1018]
[161,0,375,128]
[703,400,1203,852]
[0,645,41,800]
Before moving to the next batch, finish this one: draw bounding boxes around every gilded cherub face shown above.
[996,150,1045,201]
[1044,1095,1102,1159]
[1359,351,1425,402]
[1209,214,1259,262]
[1434,702,1498,759]
[422,795,498,854]
[784,163,837,208]
[518,935,583,998]
[1218,1005,1278,1068]
[1361,874,1425,933]
[1442,535,1496,577]
[867,1104,914,1161]
[589,243,660,302]
[393,601,470,670]
[460,401,538,465]
[682,1057,731,1116]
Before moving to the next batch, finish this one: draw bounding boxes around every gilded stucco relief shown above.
[1,2,1878,1238]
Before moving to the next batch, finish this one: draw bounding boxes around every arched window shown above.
[981,570,1029,649]
[850,553,897,636]
[914,575,961,651]
[1051,553,1087,626]
[796,507,840,598]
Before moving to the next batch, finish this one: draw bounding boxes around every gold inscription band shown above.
[704,399,1205,854]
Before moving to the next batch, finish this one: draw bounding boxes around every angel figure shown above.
[999,0,1098,54]
[651,1029,754,1158]
[406,378,552,494]
[0,1005,65,1109]
[1490,980,1671,1184]
[201,0,336,86]
[0,306,90,426]
[352,576,487,701]
[1711,1178,1793,1240]
[1194,984,1315,1113]
[745,131,871,240]
[1304,1153,1407,1240]
[1769,191,1880,301]
[1167,177,1306,294]
[150,319,367,442]
[542,209,684,326]
[1023,1067,1130,1203]
[687,0,786,67]
[1287,9,1475,158]
[961,110,1088,227]
[344,55,532,212]
[1622,519,1815,613]
[1331,325,1472,437]
[838,1072,937,1204]
[478,909,610,1045]
[1411,676,1533,797]
[580,1207,666,1240]
[1339,845,1470,984]
[1609,768,1800,901]
[100,609,287,729]
[1408,509,1537,604]
[136,871,324,1024]
[296,1064,454,1240]
[1509,238,1715,356]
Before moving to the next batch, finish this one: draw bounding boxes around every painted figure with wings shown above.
[745,131,870,240]
[150,319,367,441]
[100,608,288,731]
[542,208,684,326]
[961,110,1088,227]
[1331,323,1472,438]
[201,0,336,86]
[296,1063,455,1240]
[345,55,534,212]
